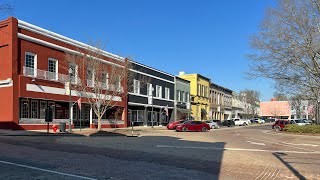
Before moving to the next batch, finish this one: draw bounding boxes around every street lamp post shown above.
[151,87,154,128]
[68,68,73,133]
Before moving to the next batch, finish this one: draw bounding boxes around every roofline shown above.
[210,82,232,93]
[17,19,125,61]
[175,76,190,83]
[129,60,175,78]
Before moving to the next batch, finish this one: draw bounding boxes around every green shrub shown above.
[283,125,320,134]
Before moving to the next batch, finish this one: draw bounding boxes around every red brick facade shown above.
[0,17,128,130]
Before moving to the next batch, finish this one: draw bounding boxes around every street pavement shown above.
[0,124,320,179]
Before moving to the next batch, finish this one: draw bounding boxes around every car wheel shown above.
[182,127,188,132]
[275,126,281,132]
[202,127,207,132]
[243,123,247,126]
[211,125,215,129]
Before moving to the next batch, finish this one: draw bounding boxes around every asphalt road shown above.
[0,124,320,180]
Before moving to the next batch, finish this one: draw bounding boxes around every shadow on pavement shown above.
[0,134,225,178]
[273,152,306,180]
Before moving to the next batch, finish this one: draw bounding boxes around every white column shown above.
[70,106,73,124]
[90,107,93,126]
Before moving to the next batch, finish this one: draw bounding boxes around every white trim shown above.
[18,19,124,62]
[129,102,174,109]
[26,84,122,101]
[128,92,174,102]
[129,69,174,84]
[0,78,13,88]
[18,33,122,68]
[48,58,58,80]
[130,60,174,78]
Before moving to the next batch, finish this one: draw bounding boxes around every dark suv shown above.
[222,120,235,127]
[272,120,290,131]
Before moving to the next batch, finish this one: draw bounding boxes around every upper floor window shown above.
[133,79,140,94]
[165,87,170,99]
[186,92,190,103]
[25,52,37,76]
[197,84,201,96]
[147,83,153,96]
[48,58,58,80]
[156,85,162,98]
[87,69,94,87]
[69,64,78,84]
[101,73,108,89]
[177,90,181,101]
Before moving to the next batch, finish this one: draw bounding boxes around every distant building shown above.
[209,83,232,120]
[290,100,309,119]
[174,76,191,120]
[178,72,210,120]
[260,100,290,119]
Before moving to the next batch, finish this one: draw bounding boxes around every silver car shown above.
[205,120,221,129]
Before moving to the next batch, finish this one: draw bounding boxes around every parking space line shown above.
[0,160,97,180]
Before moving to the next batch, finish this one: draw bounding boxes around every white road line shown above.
[156,145,320,154]
[255,163,269,180]
[282,142,319,147]
[246,141,266,146]
[248,137,314,152]
[0,160,97,180]
[272,169,280,180]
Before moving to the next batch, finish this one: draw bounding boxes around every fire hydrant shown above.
[52,125,57,133]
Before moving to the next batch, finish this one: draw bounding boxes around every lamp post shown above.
[151,87,154,128]
[68,68,73,133]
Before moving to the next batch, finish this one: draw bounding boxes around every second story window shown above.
[186,92,190,103]
[87,69,94,87]
[25,52,37,76]
[177,90,181,101]
[48,58,58,80]
[101,73,108,89]
[147,83,153,96]
[165,87,170,99]
[69,64,77,84]
[133,79,140,94]
[156,85,162,98]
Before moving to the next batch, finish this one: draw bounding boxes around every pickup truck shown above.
[232,118,249,126]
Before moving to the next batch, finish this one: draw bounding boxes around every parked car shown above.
[211,120,223,127]
[222,120,235,127]
[272,120,290,131]
[232,118,249,126]
[267,118,277,123]
[253,118,265,124]
[205,120,221,129]
[167,120,186,130]
[176,121,210,132]
[290,119,308,126]
[302,119,313,125]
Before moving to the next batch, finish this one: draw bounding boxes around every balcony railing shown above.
[23,66,69,83]
[23,66,124,92]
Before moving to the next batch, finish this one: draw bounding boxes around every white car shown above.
[205,120,220,129]
[290,119,308,126]
[232,118,249,126]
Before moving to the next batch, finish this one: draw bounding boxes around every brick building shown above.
[0,17,128,130]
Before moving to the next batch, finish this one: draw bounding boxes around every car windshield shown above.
[294,119,304,123]
[183,121,192,124]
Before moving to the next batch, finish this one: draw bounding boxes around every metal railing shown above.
[23,66,123,92]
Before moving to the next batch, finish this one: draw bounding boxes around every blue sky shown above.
[7,0,276,101]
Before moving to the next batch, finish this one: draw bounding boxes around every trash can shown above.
[59,122,66,132]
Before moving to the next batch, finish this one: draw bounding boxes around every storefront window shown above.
[40,101,47,119]
[20,99,29,118]
[30,100,39,119]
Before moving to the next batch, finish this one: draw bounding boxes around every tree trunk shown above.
[98,116,102,131]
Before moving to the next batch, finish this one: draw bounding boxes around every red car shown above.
[176,121,210,132]
[272,120,290,131]
[167,120,186,130]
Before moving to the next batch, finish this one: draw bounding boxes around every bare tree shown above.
[268,105,281,118]
[239,89,261,118]
[65,42,149,131]
[290,94,303,119]
[273,92,288,101]
[248,0,320,123]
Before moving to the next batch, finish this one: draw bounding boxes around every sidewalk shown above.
[0,126,167,137]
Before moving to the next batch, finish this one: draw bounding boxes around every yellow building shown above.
[178,72,210,120]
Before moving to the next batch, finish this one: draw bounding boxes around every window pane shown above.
[20,99,29,118]
[31,100,39,119]
[40,101,47,119]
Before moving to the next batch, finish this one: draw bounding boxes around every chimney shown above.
[179,71,185,76]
